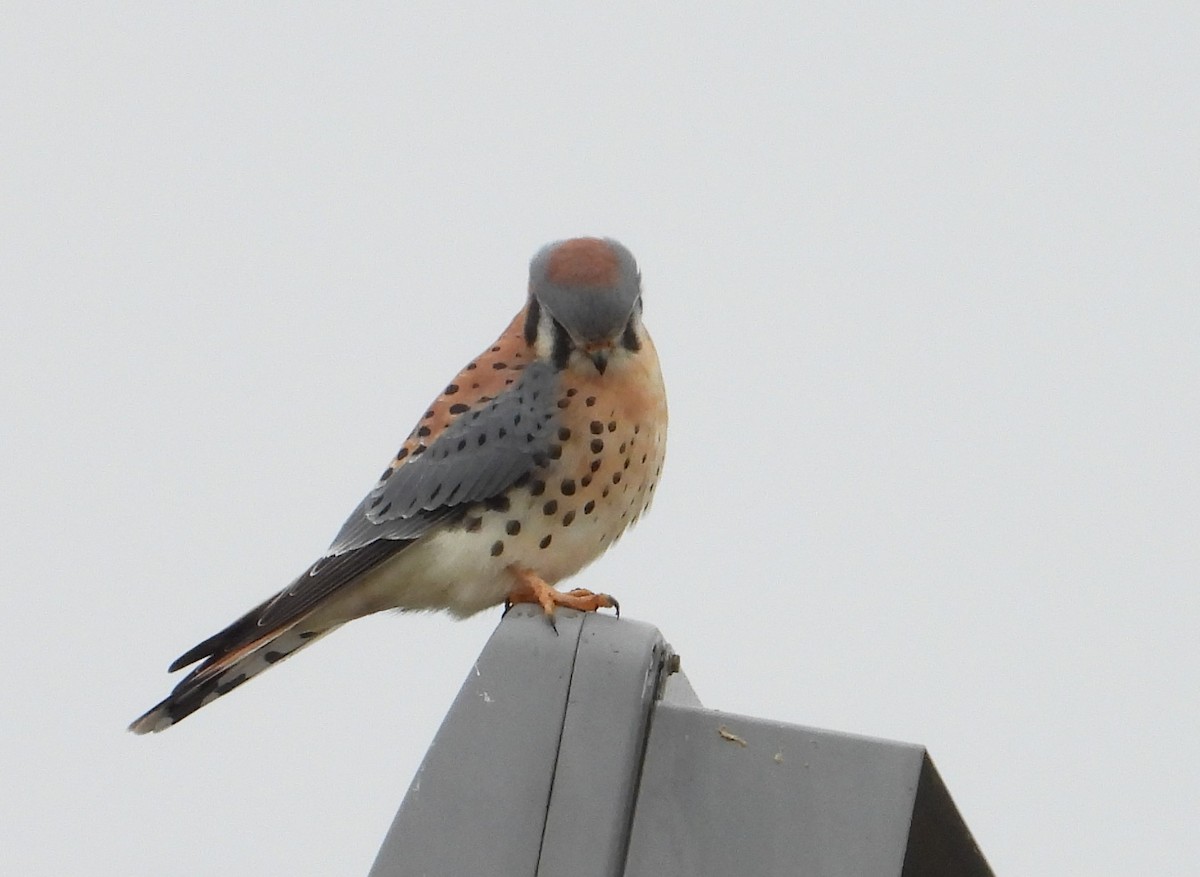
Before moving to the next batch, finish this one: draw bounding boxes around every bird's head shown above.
[525,237,645,375]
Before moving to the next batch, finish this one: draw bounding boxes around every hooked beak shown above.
[589,350,609,375]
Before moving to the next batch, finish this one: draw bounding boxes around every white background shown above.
[4,5,1197,874]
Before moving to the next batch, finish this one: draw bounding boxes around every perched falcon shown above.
[130,237,667,733]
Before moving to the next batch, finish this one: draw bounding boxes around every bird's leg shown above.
[505,567,619,629]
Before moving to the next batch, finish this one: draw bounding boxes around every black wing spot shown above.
[485,495,511,513]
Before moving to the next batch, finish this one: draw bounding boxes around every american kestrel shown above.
[130,237,667,733]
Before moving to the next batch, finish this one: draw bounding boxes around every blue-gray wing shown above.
[169,362,561,671]
[246,362,560,635]
[326,360,560,556]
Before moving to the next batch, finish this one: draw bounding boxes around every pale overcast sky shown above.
[4,5,1197,875]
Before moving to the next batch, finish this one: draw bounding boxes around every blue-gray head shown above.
[525,237,644,374]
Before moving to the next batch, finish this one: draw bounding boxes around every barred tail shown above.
[128,624,336,734]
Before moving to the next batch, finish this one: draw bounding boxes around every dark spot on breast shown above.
[491,346,501,352]
[418,425,432,437]
[607,421,617,432]
[590,438,604,453]
[584,500,596,515]
[424,410,435,420]
[581,474,592,487]
[549,445,563,460]
[586,396,596,407]
[491,541,505,556]
[566,388,577,397]
[445,384,459,395]
[562,510,576,526]
[492,362,507,370]
[557,398,571,409]
[449,403,469,414]
[530,479,546,496]
[539,535,552,549]
[557,427,572,441]
[602,487,610,498]
[465,516,482,532]
[612,472,622,484]
[642,453,648,463]
[560,479,576,496]
[506,520,521,536]
[485,495,511,512]
[633,424,640,434]
[590,421,603,435]
[466,361,478,370]
[623,458,631,469]
[395,447,408,461]
[590,459,602,473]
[543,500,558,515]
[412,445,427,457]
[619,442,627,454]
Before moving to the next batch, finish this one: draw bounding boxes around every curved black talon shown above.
[609,596,620,617]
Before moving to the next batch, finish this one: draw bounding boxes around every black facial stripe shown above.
[551,319,573,370]
[621,317,641,352]
[523,297,541,345]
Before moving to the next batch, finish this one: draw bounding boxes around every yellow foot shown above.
[505,569,620,630]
